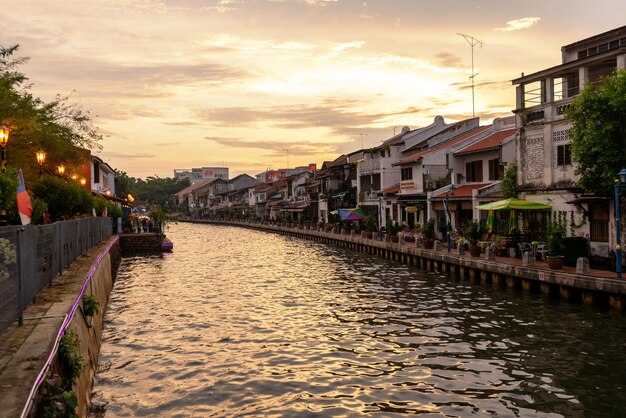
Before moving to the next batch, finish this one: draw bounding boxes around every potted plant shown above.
[422,219,436,249]
[546,223,566,269]
[463,220,484,257]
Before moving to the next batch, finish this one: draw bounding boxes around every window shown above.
[466,160,483,182]
[93,161,100,184]
[401,167,413,181]
[557,144,572,166]
[488,158,500,181]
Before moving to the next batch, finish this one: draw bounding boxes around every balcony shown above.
[359,159,381,175]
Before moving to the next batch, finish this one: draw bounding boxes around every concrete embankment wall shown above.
[69,241,120,417]
[11,237,122,418]
[185,219,626,310]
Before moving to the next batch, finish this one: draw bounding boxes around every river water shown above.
[90,223,626,417]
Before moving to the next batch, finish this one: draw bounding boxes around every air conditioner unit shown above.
[426,181,436,190]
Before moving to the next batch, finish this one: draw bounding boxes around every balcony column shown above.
[617,54,626,70]
[516,84,525,110]
[579,66,589,91]
[544,77,554,103]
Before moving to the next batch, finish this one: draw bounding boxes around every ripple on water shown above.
[90,223,626,417]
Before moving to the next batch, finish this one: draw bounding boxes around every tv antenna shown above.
[457,33,483,118]
[358,133,368,149]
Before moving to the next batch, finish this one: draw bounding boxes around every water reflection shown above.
[91,223,626,417]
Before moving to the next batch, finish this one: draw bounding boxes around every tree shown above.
[129,175,189,207]
[0,44,102,187]
[501,163,518,198]
[566,69,626,195]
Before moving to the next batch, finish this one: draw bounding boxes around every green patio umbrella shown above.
[486,210,495,233]
[509,209,518,233]
[476,198,551,211]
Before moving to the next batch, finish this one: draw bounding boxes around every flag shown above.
[17,169,33,225]
[102,206,107,217]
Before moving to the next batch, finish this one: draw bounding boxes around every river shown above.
[90,222,626,417]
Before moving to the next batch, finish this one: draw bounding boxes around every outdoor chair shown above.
[535,243,548,261]
[517,242,532,257]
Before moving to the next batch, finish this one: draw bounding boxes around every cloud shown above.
[269,0,339,5]
[197,100,426,133]
[434,52,463,69]
[204,136,341,157]
[164,121,201,126]
[100,152,155,159]
[155,142,182,146]
[495,17,541,32]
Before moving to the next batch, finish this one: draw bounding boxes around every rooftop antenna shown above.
[457,33,483,118]
[359,133,368,149]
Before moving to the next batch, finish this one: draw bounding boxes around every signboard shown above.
[400,180,415,190]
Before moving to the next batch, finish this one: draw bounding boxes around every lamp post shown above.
[35,150,46,177]
[615,168,626,279]
[445,184,456,253]
[379,192,387,240]
[0,125,10,173]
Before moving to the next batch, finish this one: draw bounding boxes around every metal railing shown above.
[0,217,113,333]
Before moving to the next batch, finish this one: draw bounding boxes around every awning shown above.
[565,196,610,205]
[396,195,426,203]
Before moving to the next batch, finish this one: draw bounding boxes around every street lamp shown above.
[379,192,387,240]
[35,150,46,176]
[57,165,66,176]
[615,168,626,279]
[445,183,456,253]
[0,126,8,226]
[0,125,10,173]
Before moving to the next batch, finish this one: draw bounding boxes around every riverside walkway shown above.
[185,219,626,309]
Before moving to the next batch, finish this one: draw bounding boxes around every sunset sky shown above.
[4,1,626,178]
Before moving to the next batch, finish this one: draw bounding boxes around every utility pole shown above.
[457,33,483,118]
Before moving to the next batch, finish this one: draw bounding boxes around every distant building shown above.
[173,167,229,183]
[256,165,317,184]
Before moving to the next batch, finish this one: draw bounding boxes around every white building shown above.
[512,25,626,258]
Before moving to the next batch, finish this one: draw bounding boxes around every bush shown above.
[58,330,84,384]
[363,215,377,232]
[82,294,100,317]
[33,176,94,221]
[422,219,436,240]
